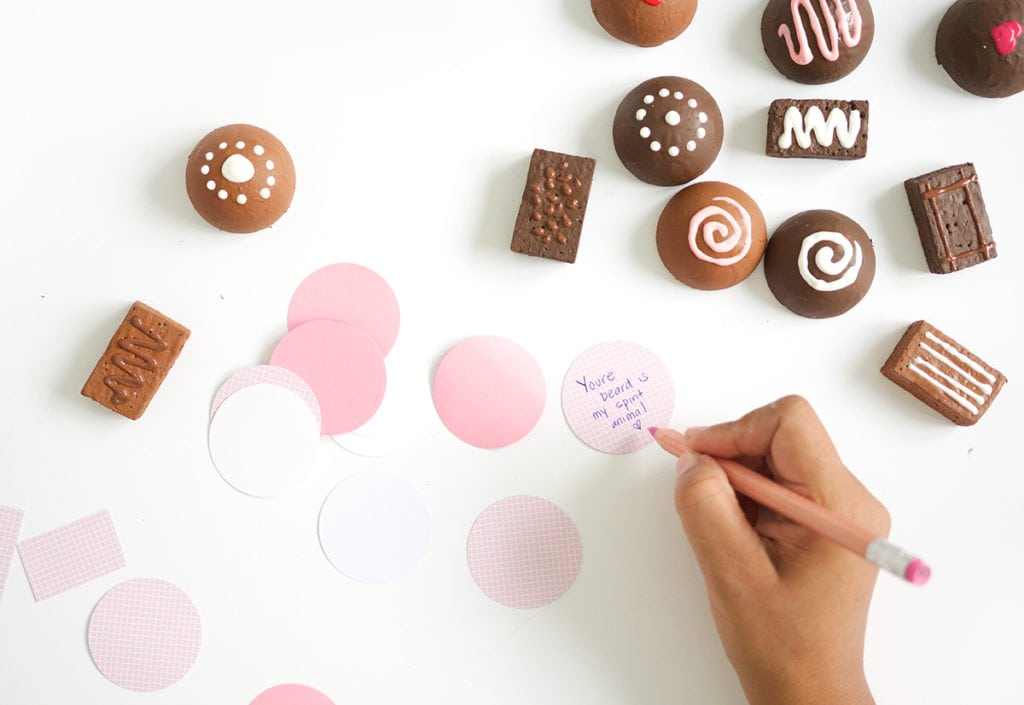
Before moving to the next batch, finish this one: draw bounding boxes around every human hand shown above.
[673,395,890,705]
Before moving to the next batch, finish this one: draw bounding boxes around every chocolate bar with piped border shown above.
[81,301,190,420]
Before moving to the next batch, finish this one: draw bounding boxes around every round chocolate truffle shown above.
[764,210,875,318]
[591,0,698,47]
[186,124,296,233]
[937,0,1024,98]
[613,76,724,186]
[761,0,875,84]
[656,181,767,290]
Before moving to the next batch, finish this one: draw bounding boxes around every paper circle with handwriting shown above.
[87,578,202,692]
[561,340,675,454]
[209,384,320,497]
[250,684,335,705]
[287,263,400,356]
[432,336,545,448]
[211,364,320,427]
[319,471,431,584]
[467,495,582,609]
[270,320,387,435]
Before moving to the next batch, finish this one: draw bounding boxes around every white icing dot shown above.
[665,110,681,126]
[235,141,245,149]
[266,160,275,170]
[218,142,228,149]
[668,146,680,157]
[254,145,265,156]
[259,188,271,199]
[200,165,210,175]
[688,99,698,108]
[236,194,247,205]
[217,189,228,200]
[205,180,216,191]
[267,176,277,186]
[640,126,652,139]
[674,91,683,100]
[698,112,708,124]
[659,88,670,97]
[222,154,256,183]
[650,141,662,152]
[697,127,707,139]
[204,152,214,161]
[686,140,697,152]
[635,109,647,121]
[643,94,655,105]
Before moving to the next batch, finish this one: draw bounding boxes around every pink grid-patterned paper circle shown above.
[210,364,321,427]
[87,578,202,692]
[561,340,675,454]
[467,495,582,609]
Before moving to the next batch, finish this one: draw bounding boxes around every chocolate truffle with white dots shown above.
[186,124,296,233]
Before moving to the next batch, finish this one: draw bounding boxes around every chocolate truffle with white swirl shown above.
[656,181,767,290]
[764,209,875,318]
[186,124,296,233]
[591,0,698,47]
[613,76,724,186]
[761,0,875,84]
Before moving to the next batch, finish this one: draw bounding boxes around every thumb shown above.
[674,451,775,594]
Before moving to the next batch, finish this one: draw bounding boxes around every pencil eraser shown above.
[905,559,931,586]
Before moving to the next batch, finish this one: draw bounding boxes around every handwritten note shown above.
[561,341,675,454]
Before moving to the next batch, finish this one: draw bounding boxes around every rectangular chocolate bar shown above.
[881,320,1006,426]
[510,148,596,264]
[904,163,997,274]
[81,301,190,420]
[766,99,868,160]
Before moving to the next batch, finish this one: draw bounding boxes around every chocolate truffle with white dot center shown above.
[186,124,296,233]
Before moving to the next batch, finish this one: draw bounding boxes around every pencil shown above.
[649,427,931,586]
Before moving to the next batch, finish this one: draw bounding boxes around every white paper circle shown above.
[208,384,320,498]
[331,358,428,457]
[319,472,431,584]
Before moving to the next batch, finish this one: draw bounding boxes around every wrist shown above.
[739,664,875,705]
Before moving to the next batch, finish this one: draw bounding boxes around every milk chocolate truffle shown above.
[937,0,1024,98]
[761,0,875,84]
[591,0,698,47]
[656,181,767,290]
[186,124,295,233]
[613,76,723,186]
[764,209,875,318]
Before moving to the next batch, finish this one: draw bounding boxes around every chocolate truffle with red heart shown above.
[937,0,1024,98]
[591,0,698,47]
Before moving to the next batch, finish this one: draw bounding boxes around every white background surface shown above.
[0,1,1020,703]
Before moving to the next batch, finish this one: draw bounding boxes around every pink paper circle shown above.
[432,336,545,448]
[211,364,321,427]
[287,263,400,355]
[467,495,582,609]
[561,340,675,454]
[250,684,335,705]
[87,578,202,692]
[270,320,387,435]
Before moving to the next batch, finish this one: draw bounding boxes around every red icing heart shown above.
[991,20,1023,56]
[642,0,662,6]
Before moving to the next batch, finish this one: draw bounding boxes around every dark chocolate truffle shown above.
[186,124,296,233]
[591,0,698,47]
[613,76,724,186]
[761,0,875,84]
[937,0,1024,98]
[764,209,875,318]
[656,181,767,290]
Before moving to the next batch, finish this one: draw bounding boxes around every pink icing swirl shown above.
[688,196,752,267]
[777,0,863,66]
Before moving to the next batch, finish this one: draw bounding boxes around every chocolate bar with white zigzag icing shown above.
[766,99,868,160]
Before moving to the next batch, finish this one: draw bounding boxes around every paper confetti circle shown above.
[561,340,675,454]
[250,683,336,705]
[466,495,582,609]
[210,364,321,427]
[87,578,202,692]
[319,471,431,584]
[433,336,545,449]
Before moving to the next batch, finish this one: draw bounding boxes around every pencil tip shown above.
[647,427,658,437]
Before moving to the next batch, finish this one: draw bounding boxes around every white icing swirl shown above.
[778,106,861,150]
[688,196,753,267]
[798,231,862,291]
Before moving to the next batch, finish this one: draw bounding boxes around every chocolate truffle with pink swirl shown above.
[656,181,767,290]
[764,209,875,318]
[761,0,875,84]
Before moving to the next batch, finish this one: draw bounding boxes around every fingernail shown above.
[676,450,700,477]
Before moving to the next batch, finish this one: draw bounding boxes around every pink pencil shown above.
[650,427,931,586]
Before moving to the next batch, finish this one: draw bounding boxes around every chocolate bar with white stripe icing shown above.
[881,320,1006,426]
[766,99,868,159]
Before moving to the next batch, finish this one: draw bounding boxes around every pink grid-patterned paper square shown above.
[17,510,126,601]
[0,505,25,600]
